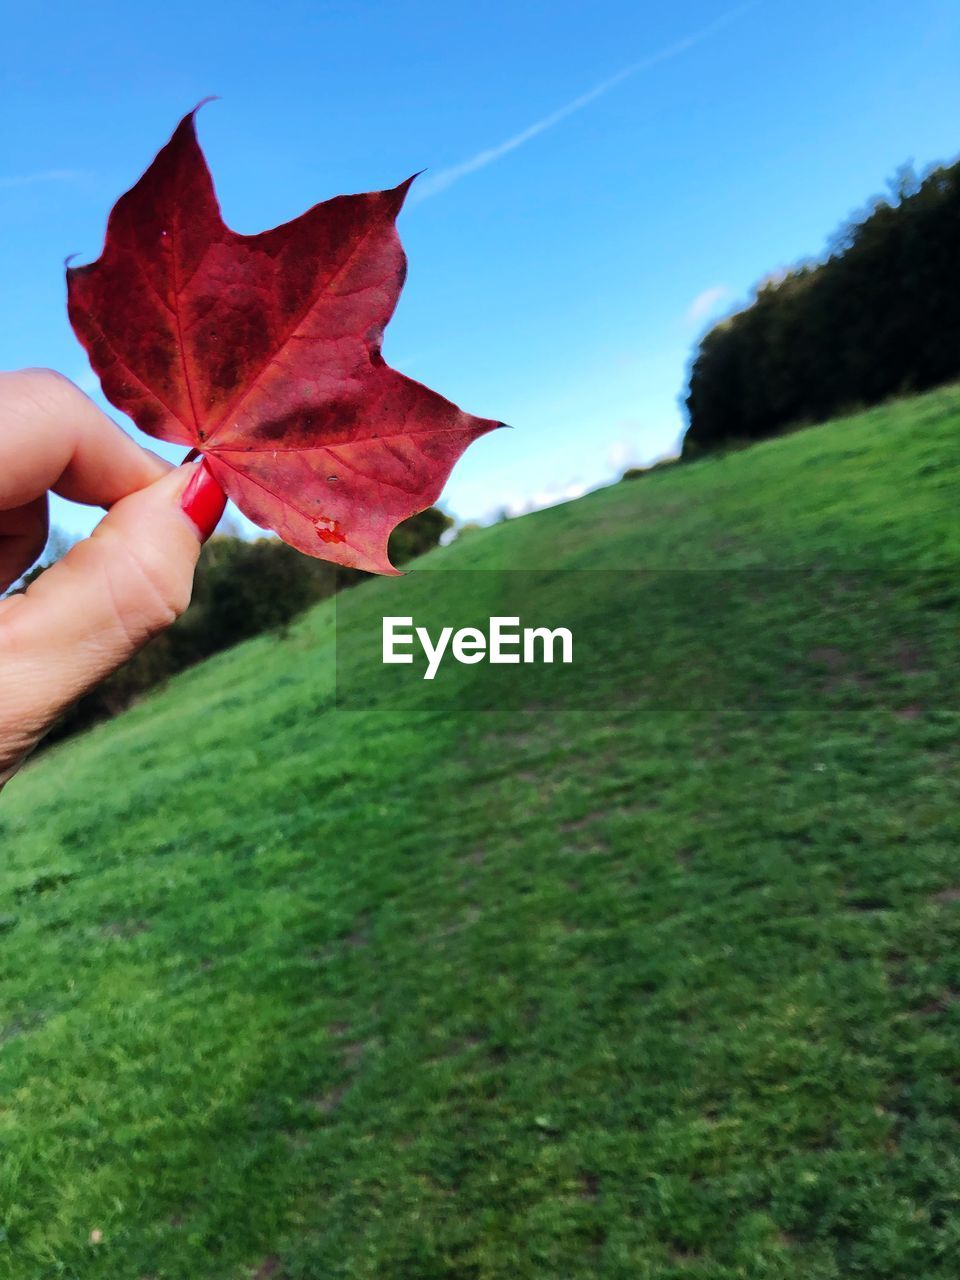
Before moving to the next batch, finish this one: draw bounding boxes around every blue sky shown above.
[3,0,959,539]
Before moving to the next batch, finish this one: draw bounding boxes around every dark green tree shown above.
[684,156,960,453]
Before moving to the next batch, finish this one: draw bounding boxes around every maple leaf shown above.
[66,107,502,574]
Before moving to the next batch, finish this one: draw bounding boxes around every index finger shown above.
[0,368,170,511]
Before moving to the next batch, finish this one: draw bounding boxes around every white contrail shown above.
[0,169,82,190]
[409,2,757,204]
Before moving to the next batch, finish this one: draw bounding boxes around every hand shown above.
[0,369,225,788]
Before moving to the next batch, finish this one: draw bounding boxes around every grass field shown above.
[1,386,959,1279]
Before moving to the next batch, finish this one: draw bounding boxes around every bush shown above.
[683,157,960,453]
[41,507,454,745]
[389,506,453,563]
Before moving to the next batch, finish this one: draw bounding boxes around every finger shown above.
[0,495,48,593]
[0,367,169,511]
[0,462,225,768]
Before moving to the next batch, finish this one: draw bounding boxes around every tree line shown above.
[683,156,960,453]
[18,507,452,746]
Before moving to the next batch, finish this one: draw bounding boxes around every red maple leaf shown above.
[66,107,502,574]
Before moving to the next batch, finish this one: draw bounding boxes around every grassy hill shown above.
[1,386,959,1280]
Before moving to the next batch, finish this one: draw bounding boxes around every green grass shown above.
[1,386,959,1279]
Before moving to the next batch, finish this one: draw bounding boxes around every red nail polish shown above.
[180,461,225,542]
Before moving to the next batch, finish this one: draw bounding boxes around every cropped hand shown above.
[0,369,225,788]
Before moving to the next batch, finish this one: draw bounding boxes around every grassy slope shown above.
[1,387,959,1280]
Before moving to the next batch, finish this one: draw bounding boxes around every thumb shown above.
[0,461,225,766]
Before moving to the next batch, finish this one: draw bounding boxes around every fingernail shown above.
[179,460,225,542]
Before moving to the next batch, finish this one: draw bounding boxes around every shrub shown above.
[684,157,960,452]
[41,507,454,745]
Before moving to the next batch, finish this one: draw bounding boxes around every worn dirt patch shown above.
[560,810,606,833]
